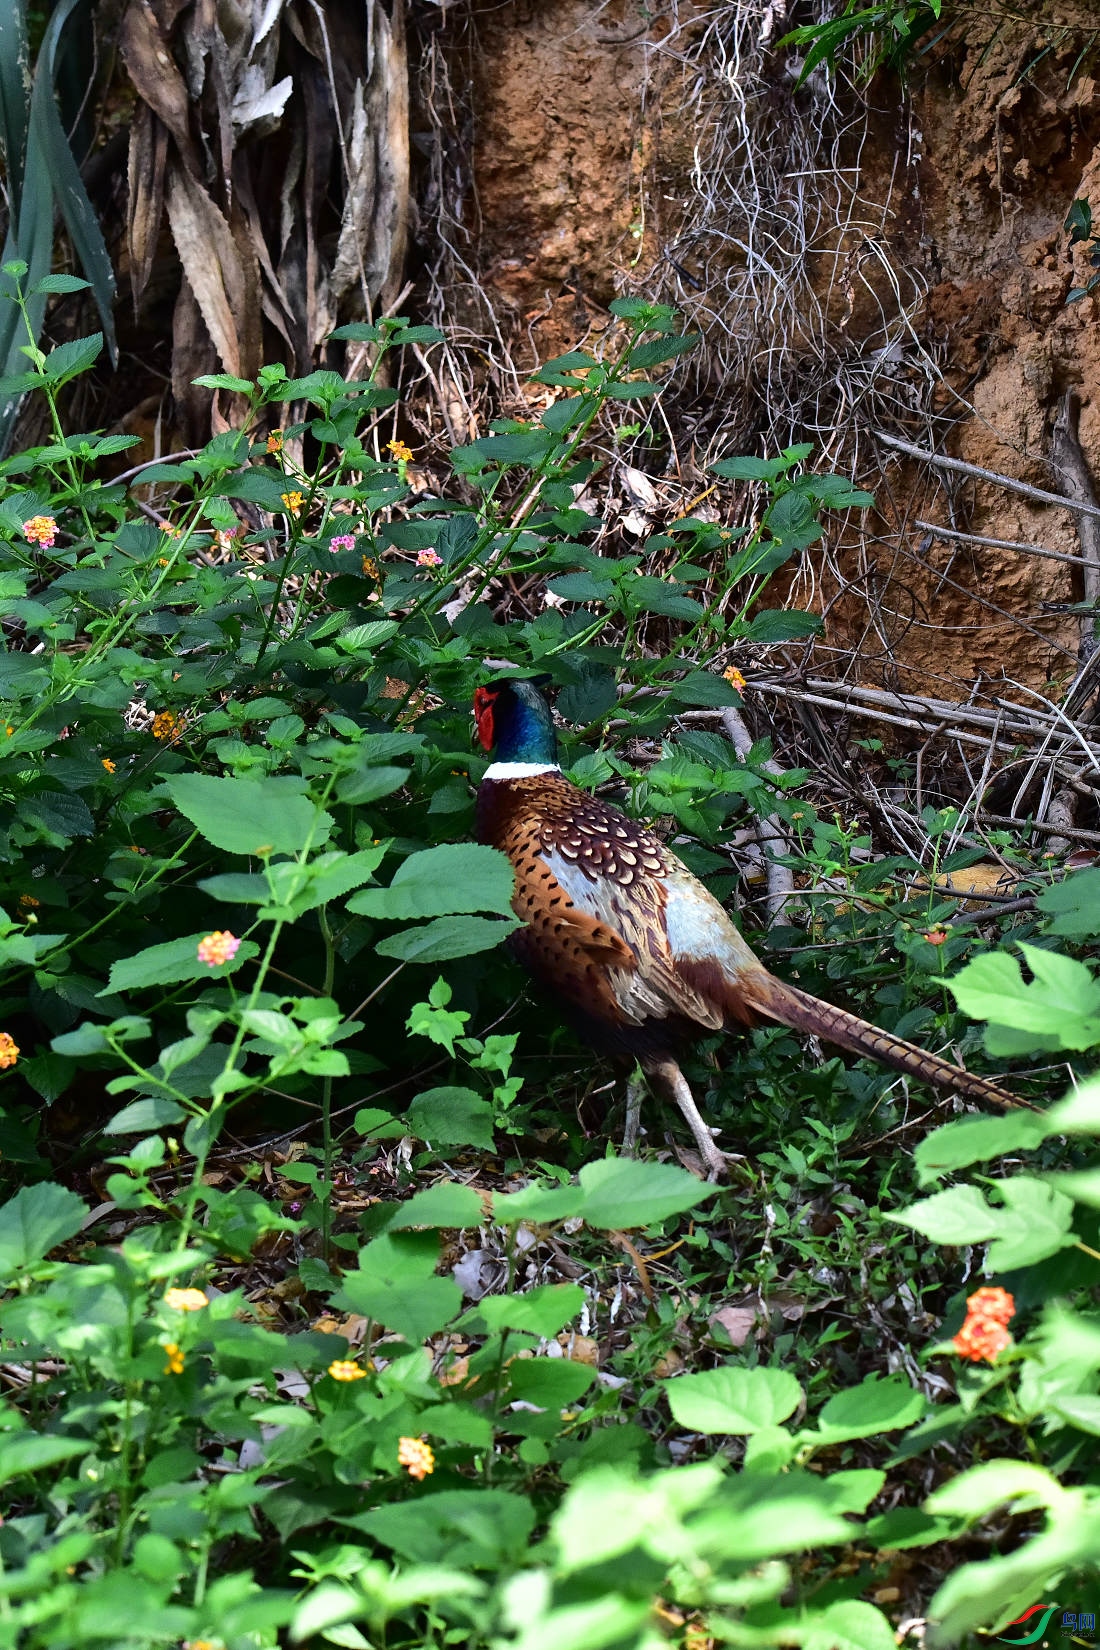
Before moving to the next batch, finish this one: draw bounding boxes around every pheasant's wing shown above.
[499,779,737,1032]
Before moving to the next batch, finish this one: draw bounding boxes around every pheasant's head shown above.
[474,678,559,766]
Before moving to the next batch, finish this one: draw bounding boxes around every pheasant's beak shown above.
[473,686,497,751]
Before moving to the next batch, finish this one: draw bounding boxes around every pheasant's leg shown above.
[622,1066,647,1158]
[645,1056,729,1180]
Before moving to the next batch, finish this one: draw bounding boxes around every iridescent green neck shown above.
[494,680,559,765]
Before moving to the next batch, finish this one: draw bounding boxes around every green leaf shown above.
[745,608,822,643]
[984,1177,1077,1270]
[479,1283,585,1338]
[348,1489,534,1568]
[386,1182,486,1230]
[890,1180,1076,1269]
[17,789,95,841]
[573,1155,717,1228]
[948,943,1100,1052]
[667,1365,802,1434]
[104,1098,187,1133]
[406,1086,495,1150]
[104,934,257,994]
[889,1184,1004,1245]
[32,273,90,294]
[803,1602,898,1650]
[666,670,744,708]
[810,1376,925,1442]
[490,1180,586,1225]
[626,333,700,369]
[41,332,103,387]
[333,1231,461,1342]
[376,914,519,964]
[1037,866,1100,938]
[333,764,410,806]
[349,843,515,919]
[195,873,270,905]
[167,773,332,856]
[552,1462,724,1573]
[914,1112,1047,1186]
[711,455,792,480]
[0,1433,87,1488]
[925,1458,1064,1519]
[546,570,618,603]
[624,577,703,621]
[1042,1074,1100,1136]
[0,1181,87,1275]
[508,1357,595,1408]
[192,373,256,394]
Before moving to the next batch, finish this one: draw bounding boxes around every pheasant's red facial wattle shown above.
[473,686,498,752]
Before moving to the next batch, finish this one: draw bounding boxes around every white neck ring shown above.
[481,760,560,780]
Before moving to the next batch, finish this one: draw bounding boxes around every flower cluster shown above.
[328,1359,367,1382]
[163,1342,185,1375]
[722,665,747,692]
[23,515,57,548]
[387,438,413,463]
[197,930,241,968]
[164,1287,208,1312]
[416,548,442,568]
[151,711,187,743]
[951,1286,1015,1363]
[0,1032,19,1070]
[280,490,304,516]
[266,429,284,454]
[329,533,356,552]
[397,1436,435,1480]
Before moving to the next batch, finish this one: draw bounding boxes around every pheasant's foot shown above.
[644,1056,738,1183]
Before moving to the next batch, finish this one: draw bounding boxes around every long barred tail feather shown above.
[742,974,1036,1112]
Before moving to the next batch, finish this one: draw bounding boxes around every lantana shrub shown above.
[0,263,1098,1646]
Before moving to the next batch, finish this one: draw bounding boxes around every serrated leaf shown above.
[745,608,822,643]
[376,913,518,964]
[0,1434,87,1488]
[103,935,257,994]
[0,1181,88,1275]
[167,773,331,856]
[888,1184,1001,1245]
[41,332,102,387]
[667,1365,802,1434]
[104,1097,188,1133]
[914,1112,1047,1186]
[810,1376,925,1442]
[406,1086,496,1150]
[17,789,95,841]
[478,1283,585,1338]
[348,843,515,919]
[333,1231,461,1342]
[574,1155,716,1228]
[1037,866,1100,938]
[385,1182,486,1230]
[947,944,1100,1051]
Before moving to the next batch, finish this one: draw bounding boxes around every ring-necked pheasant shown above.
[474,677,1023,1177]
